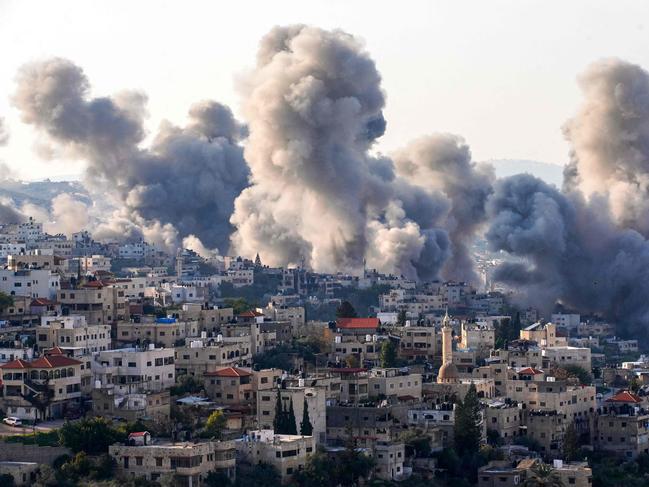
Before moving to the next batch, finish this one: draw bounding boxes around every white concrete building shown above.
[0,268,60,299]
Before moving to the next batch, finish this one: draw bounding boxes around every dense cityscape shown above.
[0,215,644,487]
[3,3,649,487]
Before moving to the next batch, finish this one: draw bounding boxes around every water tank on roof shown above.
[216,334,223,342]
[201,331,207,339]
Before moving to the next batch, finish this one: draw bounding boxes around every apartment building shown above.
[459,321,495,360]
[57,282,129,325]
[236,430,315,484]
[0,269,60,299]
[110,438,236,486]
[596,390,649,458]
[116,318,200,348]
[520,322,567,347]
[368,368,422,400]
[175,337,252,377]
[0,353,82,419]
[37,315,111,354]
[204,367,253,405]
[542,346,592,371]
[397,325,439,361]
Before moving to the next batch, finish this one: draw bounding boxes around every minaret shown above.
[441,308,452,366]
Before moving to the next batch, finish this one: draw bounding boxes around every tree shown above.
[562,421,580,461]
[287,397,298,435]
[344,354,360,368]
[206,470,232,487]
[0,474,15,487]
[523,463,565,487]
[336,301,357,319]
[236,463,281,487]
[58,417,125,455]
[454,384,482,454]
[379,340,397,368]
[0,292,13,313]
[273,390,285,433]
[300,398,313,436]
[222,296,252,315]
[204,410,227,439]
[397,308,408,326]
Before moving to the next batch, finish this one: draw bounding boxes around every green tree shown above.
[58,417,125,455]
[287,397,298,435]
[397,308,408,326]
[344,354,360,368]
[562,421,580,461]
[206,470,232,487]
[523,463,565,487]
[236,463,281,487]
[273,390,285,433]
[300,398,313,436]
[0,473,15,487]
[0,292,13,312]
[223,296,252,314]
[336,301,358,319]
[454,384,482,454]
[379,340,397,368]
[204,410,227,439]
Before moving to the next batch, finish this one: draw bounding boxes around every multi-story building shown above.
[397,325,438,361]
[236,430,315,484]
[368,368,422,400]
[459,321,495,360]
[110,437,236,486]
[36,315,111,354]
[0,269,60,299]
[0,353,82,419]
[596,390,649,459]
[57,282,129,326]
[542,346,592,371]
[176,337,252,377]
[116,318,200,348]
[519,322,567,348]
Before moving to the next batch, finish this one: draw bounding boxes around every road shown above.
[0,419,65,437]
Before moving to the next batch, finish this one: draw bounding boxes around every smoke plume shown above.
[0,117,9,146]
[13,58,249,252]
[230,25,457,280]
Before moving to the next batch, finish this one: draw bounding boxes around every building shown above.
[236,430,315,484]
[176,337,252,377]
[478,460,592,487]
[0,353,82,419]
[110,438,236,486]
[116,318,200,348]
[0,269,60,299]
[596,390,649,458]
[36,315,111,354]
[0,462,40,486]
[520,322,567,348]
[542,346,592,371]
[57,283,129,325]
[368,368,422,400]
[203,367,254,405]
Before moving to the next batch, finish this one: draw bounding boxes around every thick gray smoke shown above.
[230,25,462,280]
[393,134,494,282]
[564,58,649,235]
[13,58,249,252]
[486,174,649,336]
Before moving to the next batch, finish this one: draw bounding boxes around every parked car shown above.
[3,417,22,427]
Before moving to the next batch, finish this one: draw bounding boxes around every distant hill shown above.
[0,179,91,209]
[488,159,564,187]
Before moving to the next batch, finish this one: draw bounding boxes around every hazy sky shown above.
[2,0,649,180]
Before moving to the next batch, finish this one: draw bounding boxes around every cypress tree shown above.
[287,397,298,435]
[453,383,482,454]
[300,398,313,436]
[273,390,284,434]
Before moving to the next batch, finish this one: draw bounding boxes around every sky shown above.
[1,0,649,180]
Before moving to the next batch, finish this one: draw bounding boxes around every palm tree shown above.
[524,463,565,487]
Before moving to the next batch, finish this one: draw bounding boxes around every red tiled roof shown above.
[128,431,150,437]
[0,359,32,369]
[238,310,263,318]
[204,367,252,378]
[31,298,57,306]
[518,367,543,375]
[606,390,642,404]
[30,355,82,368]
[336,318,379,329]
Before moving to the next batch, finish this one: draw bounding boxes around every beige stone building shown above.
[37,315,111,354]
[0,462,40,486]
[542,346,592,371]
[175,337,252,377]
[459,321,495,360]
[0,353,82,419]
[116,318,200,348]
[520,322,567,347]
[236,430,315,484]
[478,459,592,487]
[596,390,649,458]
[397,325,439,361]
[57,282,129,326]
[110,437,236,486]
[368,368,422,400]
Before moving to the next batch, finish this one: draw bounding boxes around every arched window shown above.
[60,368,67,378]
[54,370,61,379]
[67,368,74,377]
[40,370,48,380]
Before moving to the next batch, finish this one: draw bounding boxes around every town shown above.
[0,216,644,487]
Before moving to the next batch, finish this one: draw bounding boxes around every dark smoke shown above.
[13,58,249,252]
